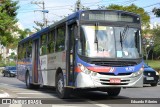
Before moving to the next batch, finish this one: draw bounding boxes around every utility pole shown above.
[31,1,48,27]
[75,0,81,12]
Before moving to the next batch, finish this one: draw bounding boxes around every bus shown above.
[17,10,144,99]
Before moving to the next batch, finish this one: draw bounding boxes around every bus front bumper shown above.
[75,72,143,88]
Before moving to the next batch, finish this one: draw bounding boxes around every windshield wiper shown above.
[120,25,129,50]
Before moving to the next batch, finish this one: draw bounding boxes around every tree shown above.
[18,29,32,40]
[102,4,150,26]
[151,26,160,59]
[33,21,44,32]
[0,0,19,46]
[152,8,160,17]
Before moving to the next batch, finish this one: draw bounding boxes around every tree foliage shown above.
[151,26,160,59]
[33,21,44,32]
[0,0,19,46]
[103,4,150,26]
[18,29,31,40]
[152,8,160,17]
[10,28,32,49]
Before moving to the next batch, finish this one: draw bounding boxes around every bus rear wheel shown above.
[56,73,71,99]
[25,72,39,89]
[107,88,121,96]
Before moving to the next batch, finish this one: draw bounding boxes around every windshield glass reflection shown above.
[78,25,141,59]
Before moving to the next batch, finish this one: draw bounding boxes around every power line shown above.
[31,1,48,27]
[18,7,71,13]
[17,0,105,11]
[143,2,160,8]
[122,0,138,5]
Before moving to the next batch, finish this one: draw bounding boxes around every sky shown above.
[15,0,160,30]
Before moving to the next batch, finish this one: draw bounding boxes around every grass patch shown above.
[0,61,16,67]
[145,60,160,74]
[145,60,160,69]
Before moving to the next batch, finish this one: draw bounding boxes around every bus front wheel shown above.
[56,73,71,99]
[107,88,121,96]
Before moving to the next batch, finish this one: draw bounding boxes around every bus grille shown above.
[98,72,132,76]
[91,61,137,67]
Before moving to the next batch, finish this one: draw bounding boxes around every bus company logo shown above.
[109,68,115,72]
[125,67,135,71]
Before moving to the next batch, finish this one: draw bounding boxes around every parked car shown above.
[143,64,159,86]
[2,66,17,77]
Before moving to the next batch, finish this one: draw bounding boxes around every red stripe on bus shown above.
[74,67,81,72]
[87,67,112,72]
[74,66,114,73]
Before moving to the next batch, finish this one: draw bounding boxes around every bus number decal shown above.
[125,67,135,72]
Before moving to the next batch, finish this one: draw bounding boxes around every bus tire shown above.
[25,72,40,89]
[107,88,121,96]
[56,73,71,99]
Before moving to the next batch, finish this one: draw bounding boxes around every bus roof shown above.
[18,9,140,45]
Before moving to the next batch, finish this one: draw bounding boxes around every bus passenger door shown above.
[32,39,39,83]
[66,24,76,86]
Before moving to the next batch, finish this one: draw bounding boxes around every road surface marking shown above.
[87,100,111,107]
[12,91,40,93]
[0,89,9,98]
[17,97,30,98]
[16,93,44,95]
[52,105,81,107]
[9,104,22,107]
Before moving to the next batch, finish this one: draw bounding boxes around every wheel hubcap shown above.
[58,78,63,93]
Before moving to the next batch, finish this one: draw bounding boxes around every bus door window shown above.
[67,24,76,83]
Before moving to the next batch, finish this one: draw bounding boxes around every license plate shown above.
[110,78,121,83]
[146,77,154,80]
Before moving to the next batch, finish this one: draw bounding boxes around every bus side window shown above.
[27,41,32,58]
[40,34,47,55]
[47,30,55,54]
[55,26,65,52]
[18,45,22,60]
[22,44,27,59]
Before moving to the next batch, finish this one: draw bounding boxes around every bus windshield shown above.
[78,25,141,59]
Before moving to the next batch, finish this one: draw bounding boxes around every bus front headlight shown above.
[78,64,97,76]
[79,64,91,74]
[132,67,143,77]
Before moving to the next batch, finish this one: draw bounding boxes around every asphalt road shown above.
[0,73,160,107]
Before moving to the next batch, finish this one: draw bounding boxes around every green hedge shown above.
[145,60,160,75]
[0,61,16,67]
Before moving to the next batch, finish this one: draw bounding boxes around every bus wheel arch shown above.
[55,68,71,99]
